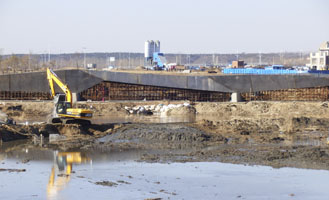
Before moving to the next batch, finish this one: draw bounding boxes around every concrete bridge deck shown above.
[0,70,328,94]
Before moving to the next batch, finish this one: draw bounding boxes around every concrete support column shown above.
[231,92,241,102]
[72,93,79,104]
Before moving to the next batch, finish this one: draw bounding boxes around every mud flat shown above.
[1,101,329,170]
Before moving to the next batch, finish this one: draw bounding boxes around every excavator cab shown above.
[56,101,72,114]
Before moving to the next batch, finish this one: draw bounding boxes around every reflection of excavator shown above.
[47,68,92,124]
[47,152,91,199]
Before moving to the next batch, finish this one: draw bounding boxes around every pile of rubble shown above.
[124,102,195,116]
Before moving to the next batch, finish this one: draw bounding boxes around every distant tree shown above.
[0,54,2,73]
[0,49,3,73]
[49,60,56,68]
[6,54,20,72]
[19,55,30,71]
[73,52,81,69]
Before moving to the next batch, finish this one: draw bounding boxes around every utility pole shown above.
[28,52,31,71]
[59,49,61,68]
[83,47,86,69]
[187,54,190,66]
[48,48,50,63]
[0,48,3,74]
[179,54,182,65]
[44,51,47,66]
[128,52,131,68]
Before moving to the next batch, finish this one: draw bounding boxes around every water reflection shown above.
[47,152,91,200]
[91,114,196,124]
[14,113,196,125]
[2,140,329,199]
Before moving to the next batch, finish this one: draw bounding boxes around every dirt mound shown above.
[106,123,224,144]
[289,117,329,132]
[0,102,53,122]
[194,101,329,119]
[0,125,29,141]
[0,123,115,142]
[199,116,329,136]
[0,111,7,123]
[77,103,128,116]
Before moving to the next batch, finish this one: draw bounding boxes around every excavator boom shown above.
[47,68,72,105]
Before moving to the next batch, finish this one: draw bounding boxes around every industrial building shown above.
[232,61,245,68]
[144,40,161,65]
[144,40,167,69]
[307,41,329,70]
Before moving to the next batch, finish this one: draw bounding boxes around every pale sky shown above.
[0,0,328,54]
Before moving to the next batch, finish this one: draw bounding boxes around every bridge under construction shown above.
[1,70,329,102]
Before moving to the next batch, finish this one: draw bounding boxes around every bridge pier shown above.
[231,92,242,102]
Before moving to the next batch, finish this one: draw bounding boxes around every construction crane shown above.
[46,68,93,125]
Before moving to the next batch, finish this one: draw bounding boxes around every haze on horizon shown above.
[0,0,328,55]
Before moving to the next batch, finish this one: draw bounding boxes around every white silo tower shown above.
[144,40,161,66]
[144,40,151,59]
[149,40,155,57]
[155,40,160,53]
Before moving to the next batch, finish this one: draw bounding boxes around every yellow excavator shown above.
[47,68,93,125]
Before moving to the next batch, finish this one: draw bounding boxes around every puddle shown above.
[290,138,324,146]
[281,131,327,147]
[91,114,196,124]
[14,114,196,125]
[1,141,329,200]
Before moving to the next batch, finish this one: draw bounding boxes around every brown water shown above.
[91,114,196,124]
[15,114,196,125]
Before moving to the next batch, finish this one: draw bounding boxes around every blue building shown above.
[153,52,167,68]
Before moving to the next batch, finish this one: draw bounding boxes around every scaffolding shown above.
[241,86,329,101]
[0,91,50,100]
[79,82,231,102]
[0,82,329,102]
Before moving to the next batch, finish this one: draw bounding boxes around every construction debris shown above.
[123,102,195,116]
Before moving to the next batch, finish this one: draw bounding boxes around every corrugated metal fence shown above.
[223,68,308,75]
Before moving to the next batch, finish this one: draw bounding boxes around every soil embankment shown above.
[1,101,329,170]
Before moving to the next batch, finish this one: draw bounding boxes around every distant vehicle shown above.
[86,63,97,70]
[265,65,285,70]
[189,66,200,70]
[207,70,217,74]
[145,66,155,70]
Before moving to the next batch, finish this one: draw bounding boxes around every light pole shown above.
[128,52,131,68]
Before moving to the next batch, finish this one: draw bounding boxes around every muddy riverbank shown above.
[1,101,329,170]
[2,122,329,170]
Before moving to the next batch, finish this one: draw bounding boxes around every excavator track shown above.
[64,119,91,125]
[50,118,91,125]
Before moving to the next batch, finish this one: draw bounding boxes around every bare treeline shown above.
[0,52,309,73]
[0,54,55,74]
